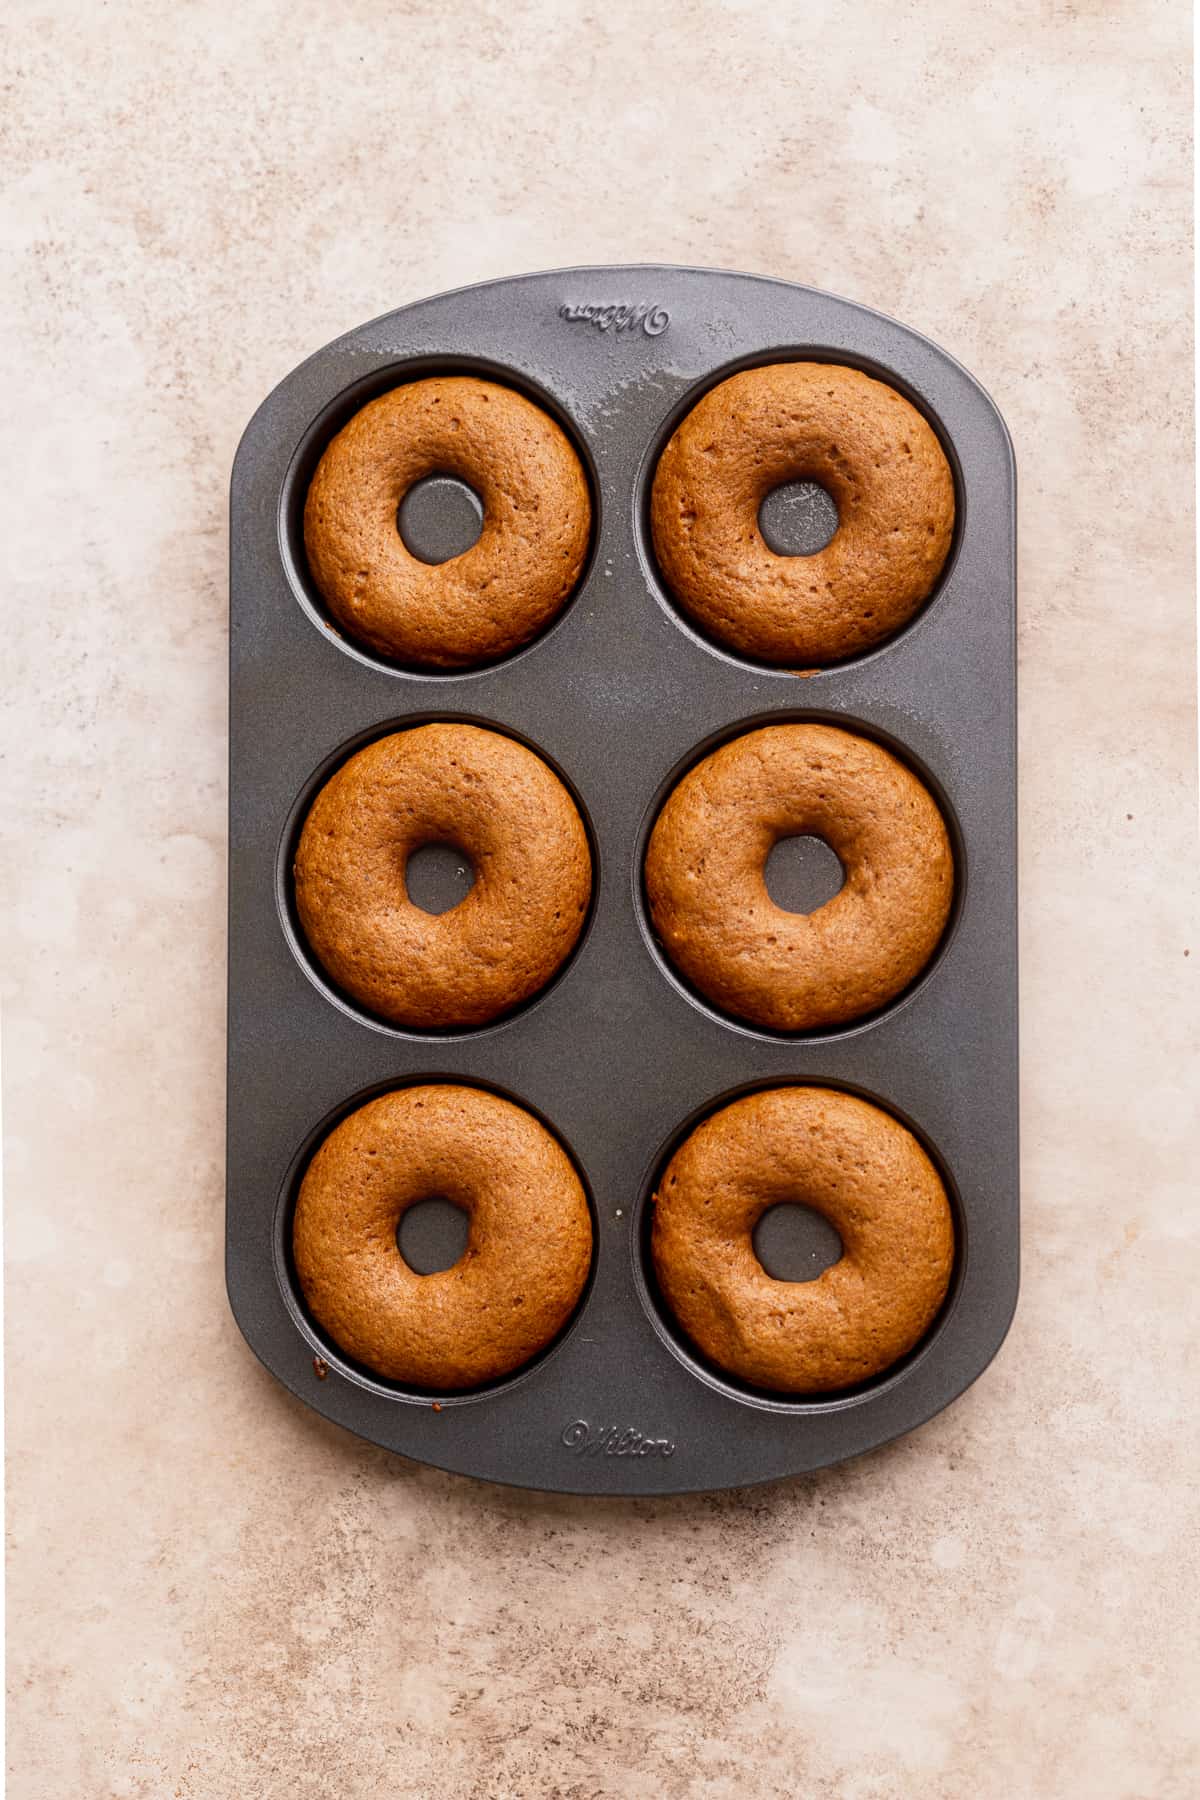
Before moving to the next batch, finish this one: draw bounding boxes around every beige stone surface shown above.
[3,1,1197,1795]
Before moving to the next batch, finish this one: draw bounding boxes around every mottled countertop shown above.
[4,3,1197,1796]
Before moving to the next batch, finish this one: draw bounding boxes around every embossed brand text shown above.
[560,1419,676,1457]
[558,301,670,337]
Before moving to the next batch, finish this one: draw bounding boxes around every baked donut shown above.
[304,376,591,667]
[294,723,591,1029]
[644,723,953,1030]
[651,362,954,664]
[294,1085,593,1387]
[652,1087,954,1392]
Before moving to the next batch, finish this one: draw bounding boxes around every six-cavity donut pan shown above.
[227,265,1017,1496]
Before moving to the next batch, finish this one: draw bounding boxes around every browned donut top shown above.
[294,723,591,1029]
[651,362,955,664]
[652,1087,954,1392]
[294,1085,593,1388]
[304,377,591,668]
[644,723,953,1030]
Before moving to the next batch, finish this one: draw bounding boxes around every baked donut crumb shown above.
[294,1085,593,1388]
[644,722,952,1030]
[305,377,591,667]
[651,1087,953,1391]
[295,723,592,1030]
[651,362,954,665]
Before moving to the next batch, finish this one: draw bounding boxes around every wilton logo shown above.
[560,1419,676,1458]
[558,301,670,337]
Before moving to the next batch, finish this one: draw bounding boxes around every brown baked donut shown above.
[652,1087,954,1392]
[294,723,591,1029]
[294,1085,593,1387]
[651,362,954,664]
[644,723,953,1031]
[304,377,591,667]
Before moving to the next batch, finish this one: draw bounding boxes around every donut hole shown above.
[396,473,485,565]
[404,841,476,915]
[763,834,845,914]
[757,480,839,556]
[752,1203,844,1283]
[396,1196,471,1275]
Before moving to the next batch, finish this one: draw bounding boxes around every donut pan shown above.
[227,265,1017,1495]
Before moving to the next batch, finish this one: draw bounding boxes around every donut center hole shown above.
[758,480,839,556]
[405,841,476,915]
[397,474,484,565]
[764,835,844,914]
[753,1204,843,1282]
[396,1197,471,1274]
